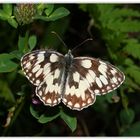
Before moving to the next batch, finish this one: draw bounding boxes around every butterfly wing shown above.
[21,50,65,106]
[62,57,125,111]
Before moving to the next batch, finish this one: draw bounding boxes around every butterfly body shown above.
[21,49,125,111]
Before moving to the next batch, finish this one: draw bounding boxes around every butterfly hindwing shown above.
[36,71,62,106]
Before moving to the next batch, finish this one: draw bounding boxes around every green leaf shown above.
[110,8,140,18]
[30,105,40,119]
[0,9,9,20]
[18,36,26,52]
[123,39,140,60]
[122,121,140,136]
[38,113,60,124]
[3,4,12,16]
[49,7,70,21]
[44,4,54,16]
[120,91,129,110]
[34,7,70,21]
[108,20,140,33]
[126,65,140,85]
[120,108,135,125]
[125,76,140,91]
[124,58,134,66]
[7,18,18,28]
[0,80,15,103]
[60,110,77,132]
[28,35,37,50]
[18,32,30,53]
[0,53,18,73]
[36,4,45,15]
[10,50,23,60]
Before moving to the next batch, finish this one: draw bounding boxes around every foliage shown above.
[0,3,140,136]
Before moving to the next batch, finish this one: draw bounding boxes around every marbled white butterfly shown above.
[21,49,125,111]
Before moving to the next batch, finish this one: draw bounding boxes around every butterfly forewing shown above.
[73,57,125,95]
[21,50,64,85]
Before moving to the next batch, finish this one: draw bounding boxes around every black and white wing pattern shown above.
[62,57,125,110]
[21,50,64,106]
[21,50,125,111]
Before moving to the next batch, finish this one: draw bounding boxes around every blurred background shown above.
[0,4,140,136]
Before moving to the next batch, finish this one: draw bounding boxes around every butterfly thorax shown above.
[64,50,74,69]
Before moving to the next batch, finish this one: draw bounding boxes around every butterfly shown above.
[21,49,125,111]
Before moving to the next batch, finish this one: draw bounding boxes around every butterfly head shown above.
[65,50,73,59]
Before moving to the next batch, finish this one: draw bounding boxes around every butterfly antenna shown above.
[71,38,93,53]
[51,31,68,49]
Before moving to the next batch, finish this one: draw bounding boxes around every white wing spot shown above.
[39,91,42,96]
[65,85,70,95]
[112,84,115,87]
[32,65,41,73]
[25,62,31,68]
[35,54,45,64]
[78,79,88,100]
[42,96,46,100]
[118,77,122,82]
[87,98,92,104]
[99,60,106,65]
[107,86,111,90]
[70,85,76,96]
[86,73,94,84]
[94,89,100,94]
[45,87,49,95]
[81,60,92,68]
[50,54,58,63]
[47,99,52,104]
[23,61,27,65]
[53,99,57,104]
[96,77,103,88]
[54,69,60,79]
[68,101,72,106]
[112,68,117,73]
[44,64,51,77]
[74,103,80,108]
[36,80,40,84]
[112,77,117,83]
[88,70,96,80]
[63,98,67,103]
[29,55,35,60]
[25,69,29,72]
[73,72,80,82]
[110,70,116,75]
[35,68,43,78]
[98,64,107,78]
[102,89,105,92]
[99,75,108,85]
[28,73,32,77]
[82,103,86,107]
